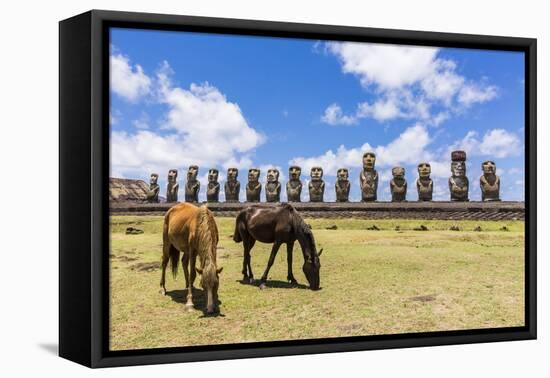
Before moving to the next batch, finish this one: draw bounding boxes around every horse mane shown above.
[195,205,219,281]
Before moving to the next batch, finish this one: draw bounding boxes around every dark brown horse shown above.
[233,203,322,290]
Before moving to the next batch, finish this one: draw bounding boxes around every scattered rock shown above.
[413,225,429,231]
[500,226,509,232]
[394,225,400,231]
[449,225,461,231]
[130,262,161,272]
[366,225,380,231]
[326,225,338,230]
[125,227,144,235]
[474,226,482,232]
[118,255,138,262]
[410,295,436,302]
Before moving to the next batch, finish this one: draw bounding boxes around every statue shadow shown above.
[237,279,308,290]
[165,288,224,317]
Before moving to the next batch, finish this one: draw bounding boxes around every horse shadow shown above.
[165,287,224,317]
[237,279,308,290]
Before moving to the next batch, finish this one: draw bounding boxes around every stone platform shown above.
[110,201,525,221]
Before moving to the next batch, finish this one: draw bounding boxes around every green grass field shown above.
[109,216,525,351]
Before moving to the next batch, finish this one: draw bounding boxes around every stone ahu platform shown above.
[110,201,525,221]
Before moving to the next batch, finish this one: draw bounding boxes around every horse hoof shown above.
[248,277,255,284]
[159,288,166,296]
[288,280,298,286]
[259,283,267,290]
[185,303,194,311]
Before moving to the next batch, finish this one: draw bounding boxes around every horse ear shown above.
[318,249,323,257]
[217,267,223,274]
[195,267,203,275]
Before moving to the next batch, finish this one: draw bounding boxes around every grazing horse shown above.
[233,203,322,290]
[160,203,223,314]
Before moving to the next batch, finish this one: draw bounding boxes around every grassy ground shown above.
[109,216,525,351]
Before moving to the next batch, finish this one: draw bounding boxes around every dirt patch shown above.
[130,262,161,272]
[410,295,436,302]
[117,255,138,262]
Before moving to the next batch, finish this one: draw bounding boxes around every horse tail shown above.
[163,209,180,278]
[233,211,244,243]
[169,244,179,278]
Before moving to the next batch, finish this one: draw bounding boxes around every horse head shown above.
[300,224,322,290]
[196,264,223,314]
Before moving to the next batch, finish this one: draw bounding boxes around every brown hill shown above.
[109,177,149,202]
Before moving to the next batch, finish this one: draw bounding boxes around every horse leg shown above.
[189,252,197,289]
[259,242,282,289]
[159,240,171,295]
[182,252,193,309]
[242,238,255,283]
[286,241,298,285]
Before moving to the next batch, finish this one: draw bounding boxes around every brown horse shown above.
[233,203,322,290]
[160,203,223,314]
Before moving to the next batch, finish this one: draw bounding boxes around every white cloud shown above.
[111,59,264,179]
[290,124,433,174]
[321,42,499,126]
[457,83,498,106]
[110,50,152,102]
[479,129,522,158]
[448,128,522,159]
[321,103,357,125]
[327,42,439,89]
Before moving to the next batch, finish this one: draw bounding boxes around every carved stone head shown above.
[168,169,178,183]
[227,168,238,181]
[392,166,405,178]
[337,168,349,180]
[451,161,466,177]
[208,169,219,182]
[451,150,467,177]
[150,173,159,185]
[363,152,376,170]
[248,168,260,183]
[417,162,431,178]
[311,167,323,181]
[289,165,301,180]
[187,165,198,180]
[267,168,279,183]
[482,160,496,175]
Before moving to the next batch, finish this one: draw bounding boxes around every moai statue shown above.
[265,168,281,202]
[416,162,433,201]
[390,166,407,202]
[286,165,302,202]
[224,168,240,202]
[206,168,220,203]
[480,160,501,201]
[246,168,261,202]
[360,152,378,202]
[335,168,350,202]
[166,169,179,203]
[146,173,160,203]
[308,167,325,202]
[449,150,469,201]
[185,165,200,203]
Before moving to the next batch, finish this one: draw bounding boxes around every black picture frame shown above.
[59,9,537,368]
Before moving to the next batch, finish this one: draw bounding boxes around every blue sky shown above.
[110,27,525,202]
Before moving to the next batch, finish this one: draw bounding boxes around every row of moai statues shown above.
[145,150,501,203]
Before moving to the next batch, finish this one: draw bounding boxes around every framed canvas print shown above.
[59,10,537,368]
